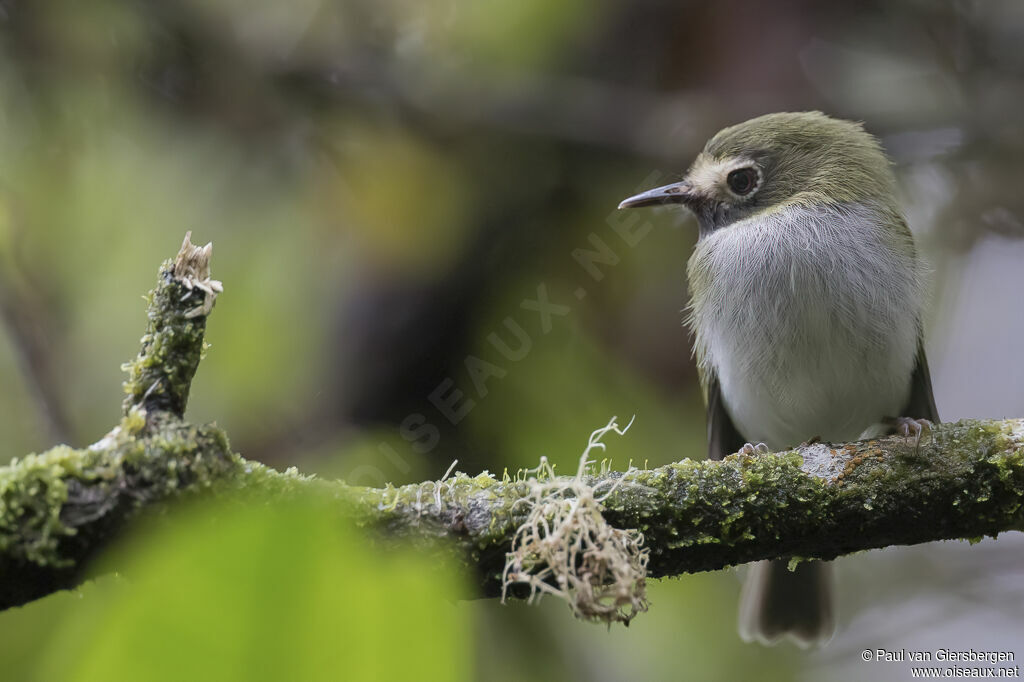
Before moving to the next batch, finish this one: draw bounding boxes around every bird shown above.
[617,111,939,647]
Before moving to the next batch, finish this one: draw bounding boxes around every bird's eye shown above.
[726,168,758,196]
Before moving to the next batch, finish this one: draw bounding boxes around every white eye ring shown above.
[725,167,760,197]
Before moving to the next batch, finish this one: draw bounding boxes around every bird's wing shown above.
[900,336,940,423]
[704,369,747,461]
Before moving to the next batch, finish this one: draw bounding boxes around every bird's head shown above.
[619,111,899,236]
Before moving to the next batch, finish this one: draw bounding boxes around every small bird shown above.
[618,111,939,647]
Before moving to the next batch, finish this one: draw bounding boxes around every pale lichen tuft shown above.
[501,417,649,626]
[173,231,223,319]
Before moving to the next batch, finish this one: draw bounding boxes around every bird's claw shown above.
[895,417,932,438]
[738,442,770,456]
[893,417,933,447]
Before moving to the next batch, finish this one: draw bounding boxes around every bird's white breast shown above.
[687,202,923,450]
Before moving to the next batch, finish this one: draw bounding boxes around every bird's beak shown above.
[617,181,697,209]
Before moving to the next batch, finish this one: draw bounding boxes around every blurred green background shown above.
[1,0,1023,680]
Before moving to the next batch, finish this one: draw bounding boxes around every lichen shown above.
[5,414,1024,613]
[501,417,649,626]
[332,417,1024,598]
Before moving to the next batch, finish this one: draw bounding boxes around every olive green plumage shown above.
[702,111,899,212]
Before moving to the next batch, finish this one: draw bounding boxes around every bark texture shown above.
[1,236,1021,611]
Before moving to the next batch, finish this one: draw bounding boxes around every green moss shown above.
[121,263,211,417]
[0,446,79,566]
[5,390,1024,607]
[0,416,239,573]
[122,406,147,435]
[989,447,1024,485]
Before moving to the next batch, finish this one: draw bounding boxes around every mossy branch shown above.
[1,236,1022,616]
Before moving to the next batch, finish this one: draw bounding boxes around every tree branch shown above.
[1,236,1022,614]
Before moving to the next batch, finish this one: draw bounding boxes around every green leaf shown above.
[39,500,470,682]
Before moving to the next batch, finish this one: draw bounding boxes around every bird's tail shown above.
[738,559,836,648]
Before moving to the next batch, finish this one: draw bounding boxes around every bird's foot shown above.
[890,417,933,447]
[798,436,822,447]
[893,417,932,438]
[738,442,770,456]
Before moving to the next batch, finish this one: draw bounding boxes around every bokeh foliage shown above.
[1,501,469,681]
